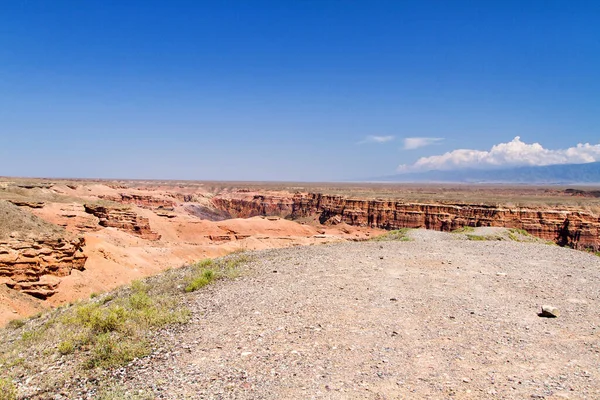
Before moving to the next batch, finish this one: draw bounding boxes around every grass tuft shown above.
[0,377,17,400]
[7,319,25,330]
[370,228,411,242]
[185,269,217,292]
[452,226,475,233]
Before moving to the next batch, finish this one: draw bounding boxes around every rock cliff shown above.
[0,237,86,299]
[84,204,161,240]
[209,192,600,251]
[211,194,295,219]
[289,193,600,250]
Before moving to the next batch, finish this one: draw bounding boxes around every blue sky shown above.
[1,1,599,181]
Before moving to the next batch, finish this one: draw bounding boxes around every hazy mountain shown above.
[377,162,600,184]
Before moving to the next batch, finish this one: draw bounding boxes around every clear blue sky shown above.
[1,1,599,181]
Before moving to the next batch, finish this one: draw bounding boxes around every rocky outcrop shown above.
[84,204,161,240]
[0,237,86,299]
[211,195,295,219]
[98,194,175,209]
[289,193,600,251]
[8,200,45,208]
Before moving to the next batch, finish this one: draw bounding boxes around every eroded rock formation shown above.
[207,191,600,250]
[84,204,161,240]
[289,193,600,250]
[211,195,295,219]
[98,194,175,209]
[0,237,86,299]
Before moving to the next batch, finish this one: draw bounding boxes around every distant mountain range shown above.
[376,162,600,184]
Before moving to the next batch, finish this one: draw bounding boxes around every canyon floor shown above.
[2,228,600,399]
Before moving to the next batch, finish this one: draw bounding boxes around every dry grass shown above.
[0,252,252,395]
[0,200,67,240]
[0,377,17,400]
[370,228,412,242]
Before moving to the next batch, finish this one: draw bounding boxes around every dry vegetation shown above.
[369,228,412,242]
[0,200,66,240]
[0,252,251,396]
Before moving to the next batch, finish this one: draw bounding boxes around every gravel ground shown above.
[69,230,600,399]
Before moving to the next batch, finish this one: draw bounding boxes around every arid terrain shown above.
[1,178,600,399]
[2,178,600,325]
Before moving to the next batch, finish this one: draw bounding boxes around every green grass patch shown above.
[452,226,475,233]
[184,254,249,292]
[185,268,217,292]
[466,234,489,241]
[0,378,17,400]
[509,228,529,236]
[465,234,504,241]
[370,228,411,242]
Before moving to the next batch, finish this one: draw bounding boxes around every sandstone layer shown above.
[83,204,161,240]
[286,193,600,250]
[207,192,600,251]
[0,237,86,299]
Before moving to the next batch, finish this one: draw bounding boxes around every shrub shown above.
[7,319,24,329]
[84,333,149,369]
[58,340,75,355]
[185,269,217,292]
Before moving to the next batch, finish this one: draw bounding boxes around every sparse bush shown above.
[466,234,493,241]
[7,319,24,329]
[58,340,75,355]
[370,228,411,242]
[0,377,17,400]
[452,226,475,233]
[194,258,214,268]
[84,333,149,369]
[0,251,251,392]
[185,268,217,292]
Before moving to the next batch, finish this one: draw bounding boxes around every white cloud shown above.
[403,137,444,150]
[357,135,395,144]
[397,136,600,173]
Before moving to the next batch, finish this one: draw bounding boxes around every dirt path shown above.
[88,229,600,399]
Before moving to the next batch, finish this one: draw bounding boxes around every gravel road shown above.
[106,229,600,399]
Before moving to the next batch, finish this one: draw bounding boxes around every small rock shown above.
[539,305,560,318]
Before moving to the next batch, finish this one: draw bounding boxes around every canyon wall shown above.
[0,237,86,299]
[209,192,600,250]
[211,195,295,219]
[289,193,600,250]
